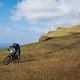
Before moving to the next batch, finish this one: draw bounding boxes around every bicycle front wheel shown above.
[4,56,11,65]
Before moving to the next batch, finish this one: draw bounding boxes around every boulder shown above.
[39,36,53,42]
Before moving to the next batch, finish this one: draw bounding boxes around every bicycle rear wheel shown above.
[13,54,20,63]
[4,56,11,65]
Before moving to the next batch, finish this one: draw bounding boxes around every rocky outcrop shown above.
[39,36,53,42]
[39,25,80,42]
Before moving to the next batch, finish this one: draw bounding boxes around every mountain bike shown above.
[4,49,20,65]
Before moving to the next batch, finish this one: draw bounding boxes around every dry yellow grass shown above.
[0,25,80,80]
[43,25,80,37]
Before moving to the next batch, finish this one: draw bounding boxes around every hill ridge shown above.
[39,25,80,41]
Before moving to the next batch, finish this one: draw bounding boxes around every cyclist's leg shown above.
[12,54,15,60]
[18,50,20,60]
[12,50,17,60]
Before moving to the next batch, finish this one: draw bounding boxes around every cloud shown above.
[29,27,52,33]
[0,26,27,44]
[11,0,72,22]
[11,0,80,32]
[0,25,45,44]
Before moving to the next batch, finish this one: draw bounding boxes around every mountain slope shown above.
[0,25,80,80]
[39,25,80,41]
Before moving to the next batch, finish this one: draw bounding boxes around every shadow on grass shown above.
[19,55,36,63]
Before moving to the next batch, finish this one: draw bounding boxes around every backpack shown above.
[13,43,20,51]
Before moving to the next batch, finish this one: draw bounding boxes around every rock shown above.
[39,36,53,42]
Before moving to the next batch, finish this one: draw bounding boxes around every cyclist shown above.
[8,43,21,60]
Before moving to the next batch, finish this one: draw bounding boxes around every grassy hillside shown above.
[0,25,80,80]
[43,25,80,37]
[39,25,80,42]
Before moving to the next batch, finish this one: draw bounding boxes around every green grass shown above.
[0,25,80,80]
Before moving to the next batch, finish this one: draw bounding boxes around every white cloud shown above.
[11,0,80,32]
[11,0,71,22]
[0,25,45,44]
[0,26,27,44]
[29,27,52,33]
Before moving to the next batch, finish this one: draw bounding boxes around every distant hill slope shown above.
[0,25,80,80]
[39,25,80,41]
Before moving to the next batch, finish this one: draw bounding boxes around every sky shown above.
[0,0,80,45]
